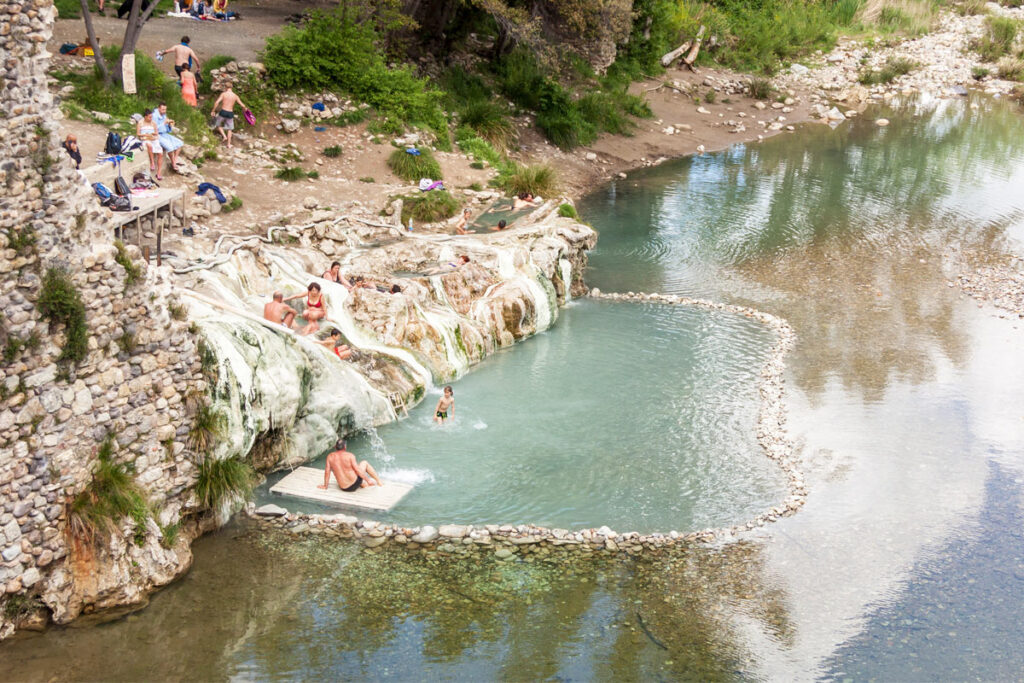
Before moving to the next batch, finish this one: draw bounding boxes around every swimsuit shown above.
[341,475,362,493]
[436,411,447,419]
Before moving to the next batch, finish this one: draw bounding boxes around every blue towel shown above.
[312,102,326,111]
[405,147,421,156]
[196,182,227,204]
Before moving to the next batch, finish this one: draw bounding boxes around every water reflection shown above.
[823,460,1024,681]
[0,527,794,681]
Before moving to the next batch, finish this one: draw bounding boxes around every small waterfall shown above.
[559,258,573,303]
[362,426,393,463]
[414,302,470,378]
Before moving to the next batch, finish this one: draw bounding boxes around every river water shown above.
[2,94,1023,680]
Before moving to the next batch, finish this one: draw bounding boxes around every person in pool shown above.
[316,328,352,360]
[317,440,382,493]
[433,385,455,423]
[453,208,472,235]
[285,282,326,335]
[489,219,508,232]
[263,291,297,329]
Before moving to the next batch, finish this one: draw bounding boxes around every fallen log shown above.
[660,41,692,67]
[682,25,706,71]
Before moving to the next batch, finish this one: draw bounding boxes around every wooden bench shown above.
[109,188,186,266]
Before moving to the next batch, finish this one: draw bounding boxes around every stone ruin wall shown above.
[0,0,204,635]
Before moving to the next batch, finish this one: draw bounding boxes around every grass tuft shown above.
[323,145,343,158]
[187,402,225,453]
[496,163,558,197]
[38,267,88,365]
[194,457,254,510]
[114,239,141,287]
[748,77,775,100]
[398,190,461,224]
[387,147,442,182]
[558,203,579,219]
[858,56,917,84]
[69,435,150,545]
[972,15,1020,62]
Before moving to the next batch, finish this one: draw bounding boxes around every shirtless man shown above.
[317,440,382,493]
[158,36,201,82]
[210,82,247,149]
[263,291,297,329]
[433,385,455,423]
[453,208,472,235]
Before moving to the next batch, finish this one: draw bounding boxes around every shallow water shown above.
[260,300,782,532]
[4,94,1024,680]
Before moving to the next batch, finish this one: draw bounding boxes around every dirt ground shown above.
[51,1,820,242]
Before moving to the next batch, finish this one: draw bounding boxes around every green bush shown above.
[558,203,579,219]
[957,0,989,15]
[496,163,558,197]
[748,77,775,99]
[69,435,150,544]
[858,56,917,85]
[262,8,445,133]
[458,101,516,149]
[194,457,254,510]
[323,145,343,158]
[275,166,310,181]
[54,0,80,19]
[38,267,88,365]
[221,195,243,212]
[455,129,502,167]
[973,15,1020,62]
[387,147,442,181]
[399,190,461,224]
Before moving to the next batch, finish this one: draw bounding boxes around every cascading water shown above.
[559,258,573,303]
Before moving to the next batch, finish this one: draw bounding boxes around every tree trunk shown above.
[114,0,160,83]
[78,0,111,85]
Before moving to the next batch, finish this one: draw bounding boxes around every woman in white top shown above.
[136,110,163,180]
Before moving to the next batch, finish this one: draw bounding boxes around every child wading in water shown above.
[434,386,454,423]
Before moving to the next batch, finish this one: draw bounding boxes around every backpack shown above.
[108,195,133,212]
[114,175,131,197]
[92,182,113,202]
[132,171,158,189]
[104,131,122,155]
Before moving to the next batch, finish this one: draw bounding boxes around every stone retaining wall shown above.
[1,0,204,636]
[247,289,804,556]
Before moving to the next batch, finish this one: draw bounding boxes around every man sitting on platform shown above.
[317,440,382,493]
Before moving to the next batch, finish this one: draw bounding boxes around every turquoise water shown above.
[4,94,1024,680]
[262,299,783,533]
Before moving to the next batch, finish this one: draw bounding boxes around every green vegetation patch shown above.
[558,203,579,219]
[38,267,88,365]
[194,457,254,510]
[220,195,243,213]
[858,56,917,85]
[495,163,558,198]
[188,402,225,453]
[972,15,1020,62]
[69,435,150,545]
[323,145,343,158]
[387,147,442,181]
[275,166,315,182]
[398,190,461,224]
[113,239,141,287]
[262,8,445,136]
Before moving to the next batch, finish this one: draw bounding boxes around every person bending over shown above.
[317,440,382,493]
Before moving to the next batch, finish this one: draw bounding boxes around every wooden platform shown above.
[270,467,413,512]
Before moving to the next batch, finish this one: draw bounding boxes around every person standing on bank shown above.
[158,36,201,83]
[210,82,247,149]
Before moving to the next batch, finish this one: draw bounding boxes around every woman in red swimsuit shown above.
[285,283,327,335]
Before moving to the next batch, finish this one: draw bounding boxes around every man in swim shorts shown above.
[158,36,201,82]
[317,440,382,492]
[263,291,297,329]
[210,82,247,149]
[433,385,454,423]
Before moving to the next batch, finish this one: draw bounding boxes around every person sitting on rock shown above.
[284,282,326,335]
[62,134,82,169]
[453,208,472,235]
[317,439,382,492]
[263,291,297,329]
[490,219,508,232]
[316,328,351,360]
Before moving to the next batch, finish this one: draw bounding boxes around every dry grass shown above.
[856,0,938,35]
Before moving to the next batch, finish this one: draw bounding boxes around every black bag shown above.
[114,175,131,197]
[108,195,133,212]
[104,131,122,155]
